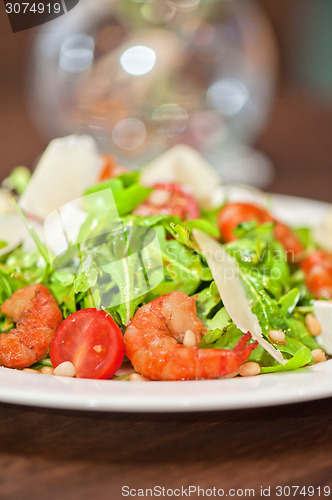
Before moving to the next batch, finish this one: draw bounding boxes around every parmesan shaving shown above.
[19,135,103,220]
[140,145,223,210]
[193,229,286,365]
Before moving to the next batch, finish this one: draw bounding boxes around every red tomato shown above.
[300,250,332,299]
[49,308,125,379]
[217,202,271,242]
[273,221,304,261]
[98,154,129,181]
[217,202,304,261]
[134,182,200,220]
[99,154,116,181]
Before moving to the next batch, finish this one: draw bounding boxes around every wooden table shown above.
[1,398,332,499]
[1,13,332,500]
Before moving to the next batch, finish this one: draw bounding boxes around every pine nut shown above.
[305,313,322,336]
[239,362,261,377]
[148,189,170,207]
[53,361,76,377]
[183,329,197,347]
[22,368,40,374]
[128,373,149,382]
[41,366,54,375]
[311,349,327,364]
[268,330,286,345]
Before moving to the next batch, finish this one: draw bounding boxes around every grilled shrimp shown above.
[0,284,63,369]
[124,291,257,380]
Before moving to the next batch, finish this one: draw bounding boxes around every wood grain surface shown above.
[1,399,332,500]
[1,3,332,499]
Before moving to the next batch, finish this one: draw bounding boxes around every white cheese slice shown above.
[313,301,332,355]
[0,215,24,256]
[44,202,88,260]
[19,135,103,220]
[0,189,14,216]
[140,144,223,210]
[313,205,332,251]
[193,229,286,364]
[0,214,43,256]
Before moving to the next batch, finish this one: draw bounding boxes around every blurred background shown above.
[0,0,331,200]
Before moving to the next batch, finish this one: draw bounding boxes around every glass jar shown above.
[30,0,277,167]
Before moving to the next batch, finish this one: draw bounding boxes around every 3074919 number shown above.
[5,2,62,15]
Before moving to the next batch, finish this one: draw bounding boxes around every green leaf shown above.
[260,338,314,373]
[102,251,146,326]
[3,166,31,195]
[74,267,98,294]
[200,205,221,228]
[83,178,123,196]
[83,178,152,218]
[48,271,76,317]
[113,185,153,215]
[148,226,203,297]
[164,219,220,256]
[116,170,140,187]
[195,281,221,322]
[183,219,220,238]
[199,322,242,350]
[285,317,320,350]
[278,288,300,316]
[205,307,231,331]
[234,221,275,242]
[11,196,50,266]
[0,271,12,302]
[240,271,287,335]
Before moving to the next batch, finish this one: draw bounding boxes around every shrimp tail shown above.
[234,332,258,357]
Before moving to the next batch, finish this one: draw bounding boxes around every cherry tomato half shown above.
[49,308,125,379]
[217,202,304,260]
[134,182,200,220]
[300,249,332,299]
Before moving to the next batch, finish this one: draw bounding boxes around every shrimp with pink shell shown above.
[124,291,257,381]
[0,284,63,369]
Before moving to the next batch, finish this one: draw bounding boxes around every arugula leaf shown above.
[195,281,221,322]
[113,185,152,215]
[48,272,76,318]
[205,307,231,331]
[200,205,221,228]
[199,322,241,350]
[84,178,123,196]
[11,196,50,267]
[147,225,204,297]
[165,219,219,260]
[278,288,300,316]
[285,317,320,351]
[104,253,145,326]
[83,177,152,217]
[74,266,98,294]
[260,338,314,373]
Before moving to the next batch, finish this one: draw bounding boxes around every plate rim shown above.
[0,193,331,413]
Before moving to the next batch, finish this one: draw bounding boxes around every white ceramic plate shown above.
[0,194,331,413]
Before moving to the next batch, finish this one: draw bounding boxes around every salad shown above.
[0,135,331,382]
